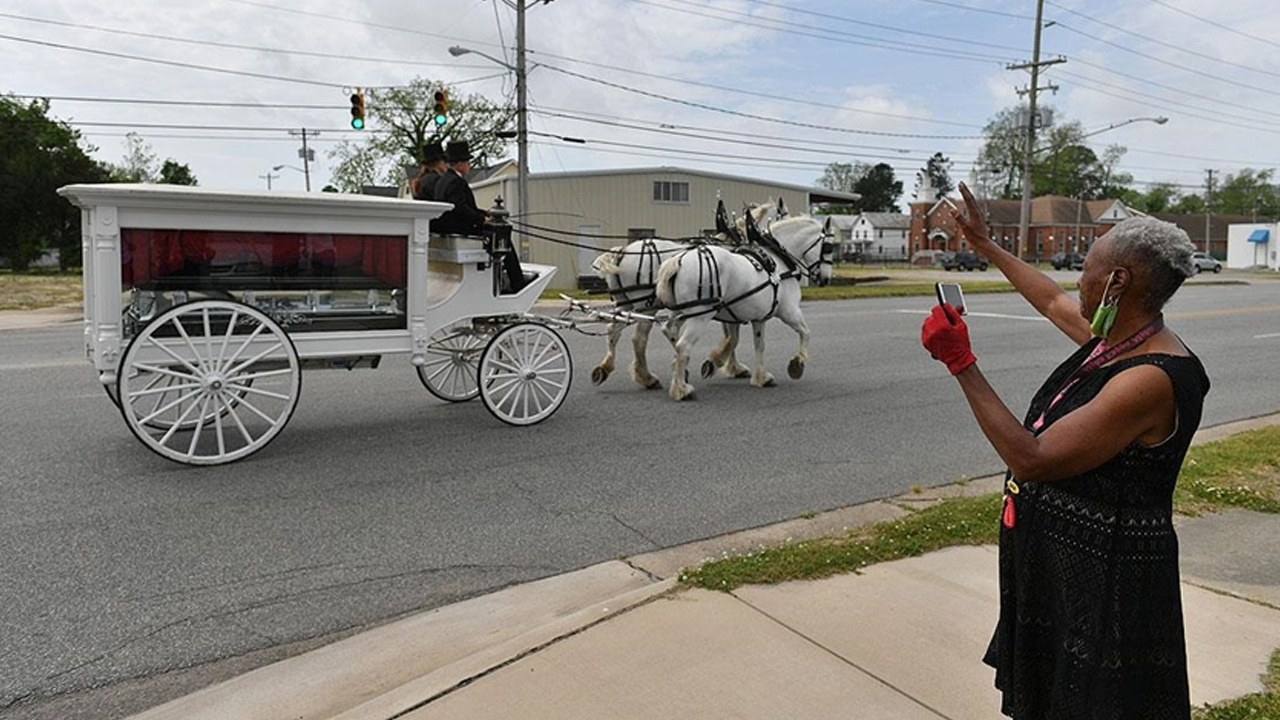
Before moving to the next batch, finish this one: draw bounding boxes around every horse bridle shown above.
[776,225,835,283]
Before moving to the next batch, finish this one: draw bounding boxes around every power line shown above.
[625,0,1016,65]
[0,33,345,89]
[527,51,982,130]
[0,11,495,72]
[1146,0,1280,53]
[537,62,986,141]
[1044,6,1280,83]
[1049,23,1280,102]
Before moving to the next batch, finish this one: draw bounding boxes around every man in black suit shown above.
[433,140,526,293]
[411,141,446,201]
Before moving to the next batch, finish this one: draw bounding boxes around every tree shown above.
[817,162,861,194]
[1214,168,1278,218]
[920,152,954,197]
[329,77,514,193]
[108,132,159,182]
[853,163,903,213]
[1124,182,1182,213]
[973,106,1029,200]
[815,162,863,214]
[158,159,198,186]
[0,95,106,270]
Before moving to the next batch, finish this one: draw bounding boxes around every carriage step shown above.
[298,355,383,371]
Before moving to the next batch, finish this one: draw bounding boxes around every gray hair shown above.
[1099,216,1195,313]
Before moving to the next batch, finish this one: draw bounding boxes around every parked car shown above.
[1050,252,1085,271]
[941,251,989,271]
[1191,251,1222,274]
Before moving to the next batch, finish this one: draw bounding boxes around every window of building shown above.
[628,228,656,240]
[652,181,690,203]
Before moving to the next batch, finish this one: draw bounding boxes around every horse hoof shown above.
[733,368,751,379]
[787,359,804,379]
[700,360,715,379]
[591,367,609,385]
[762,377,777,388]
[644,377,662,390]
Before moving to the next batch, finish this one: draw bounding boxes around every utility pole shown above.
[1204,168,1216,254]
[1009,0,1064,261]
[289,128,318,192]
[259,170,279,190]
[516,0,530,261]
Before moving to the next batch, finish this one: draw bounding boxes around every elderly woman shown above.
[922,182,1210,720]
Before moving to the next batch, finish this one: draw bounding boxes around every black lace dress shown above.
[983,337,1210,720]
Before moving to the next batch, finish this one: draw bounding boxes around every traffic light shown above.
[350,89,366,130]
[432,89,448,127]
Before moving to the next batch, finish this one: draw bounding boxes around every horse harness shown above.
[606,238,668,310]
[662,222,834,323]
[663,244,781,323]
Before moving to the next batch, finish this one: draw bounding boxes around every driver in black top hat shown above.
[433,140,526,293]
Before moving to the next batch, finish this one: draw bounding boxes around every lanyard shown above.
[1032,315,1165,431]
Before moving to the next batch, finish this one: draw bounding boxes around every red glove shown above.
[922,304,977,375]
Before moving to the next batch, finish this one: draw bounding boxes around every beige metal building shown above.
[470,166,859,289]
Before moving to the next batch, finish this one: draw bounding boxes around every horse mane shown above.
[591,245,626,276]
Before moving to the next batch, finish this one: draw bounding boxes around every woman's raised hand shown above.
[951,182,994,251]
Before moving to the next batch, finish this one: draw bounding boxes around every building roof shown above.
[1152,212,1255,244]
[858,212,911,229]
[471,165,861,204]
[915,194,1133,226]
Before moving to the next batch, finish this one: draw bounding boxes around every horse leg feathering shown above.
[750,319,776,387]
[631,320,662,389]
[591,320,626,385]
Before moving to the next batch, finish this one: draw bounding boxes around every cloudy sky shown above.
[4,0,1278,199]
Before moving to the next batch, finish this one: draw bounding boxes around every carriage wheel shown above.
[117,300,301,465]
[478,323,572,426]
[416,320,492,402]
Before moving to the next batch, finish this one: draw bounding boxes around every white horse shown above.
[588,200,783,389]
[654,212,834,401]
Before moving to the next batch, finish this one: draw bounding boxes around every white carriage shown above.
[59,184,570,466]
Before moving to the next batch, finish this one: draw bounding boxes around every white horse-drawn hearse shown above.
[60,183,571,466]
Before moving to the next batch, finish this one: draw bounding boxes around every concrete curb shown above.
[127,562,674,720]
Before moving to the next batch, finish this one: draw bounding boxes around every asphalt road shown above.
[1,278,1278,718]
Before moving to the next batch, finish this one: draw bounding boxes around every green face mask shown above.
[1089,272,1118,338]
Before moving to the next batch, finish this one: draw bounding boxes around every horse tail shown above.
[592,245,625,277]
[655,254,681,307]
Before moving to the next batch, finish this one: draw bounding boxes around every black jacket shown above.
[432,169,486,235]
[412,170,442,201]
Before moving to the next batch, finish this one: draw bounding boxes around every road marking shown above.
[0,360,85,370]
[1255,332,1280,339]
[1166,305,1280,319]
[895,309,1049,322]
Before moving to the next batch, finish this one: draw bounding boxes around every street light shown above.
[272,164,307,190]
[1017,115,1169,259]
[450,28,530,261]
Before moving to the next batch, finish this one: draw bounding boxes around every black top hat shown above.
[421,141,445,163]
[445,140,473,163]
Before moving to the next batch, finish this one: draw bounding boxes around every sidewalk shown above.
[124,414,1280,720]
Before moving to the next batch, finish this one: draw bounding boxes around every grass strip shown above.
[0,271,82,311]
[681,423,1280,592]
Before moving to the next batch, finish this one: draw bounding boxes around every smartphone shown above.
[935,282,966,315]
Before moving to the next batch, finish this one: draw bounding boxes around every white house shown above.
[849,212,911,257]
[1226,223,1279,271]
